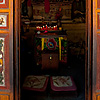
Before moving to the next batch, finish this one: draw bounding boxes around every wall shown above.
[32,2,72,20]
[62,23,85,55]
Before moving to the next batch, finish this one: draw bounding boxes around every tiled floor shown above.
[20,50,85,100]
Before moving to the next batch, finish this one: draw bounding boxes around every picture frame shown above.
[0,13,9,29]
[0,0,9,8]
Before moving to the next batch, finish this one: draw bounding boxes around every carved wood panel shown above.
[0,13,9,29]
[0,94,10,100]
[97,13,100,29]
[93,0,100,99]
[96,34,100,90]
[97,0,100,8]
[0,0,8,8]
[0,35,10,90]
[0,0,13,99]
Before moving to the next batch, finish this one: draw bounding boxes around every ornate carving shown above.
[0,38,5,86]
[97,34,100,90]
[0,0,5,4]
[97,0,100,8]
[97,13,100,29]
[0,0,8,8]
[0,13,8,29]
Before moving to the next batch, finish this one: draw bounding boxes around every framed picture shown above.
[0,0,8,8]
[97,13,100,30]
[0,13,9,29]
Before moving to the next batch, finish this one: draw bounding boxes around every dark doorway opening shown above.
[20,0,86,100]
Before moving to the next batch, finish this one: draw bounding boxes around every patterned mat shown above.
[50,76,77,91]
[23,75,49,91]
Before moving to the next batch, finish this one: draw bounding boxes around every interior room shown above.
[20,0,86,100]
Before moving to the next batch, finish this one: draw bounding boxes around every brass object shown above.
[49,55,52,60]
[59,27,62,30]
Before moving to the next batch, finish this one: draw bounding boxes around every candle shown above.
[48,26,50,30]
[36,26,39,30]
[43,26,45,30]
[55,25,57,30]
[51,27,53,30]
[46,25,48,30]
[50,26,51,30]
[54,26,56,30]
[38,26,40,30]
[46,25,47,29]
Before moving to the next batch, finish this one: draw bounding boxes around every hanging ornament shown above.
[27,0,33,20]
[44,0,50,13]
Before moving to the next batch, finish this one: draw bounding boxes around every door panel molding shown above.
[0,34,10,90]
[96,34,100,91]
[93,0,100,99]
[85,0,92,100]
[14,0,93,100]
[0,0,13,100]
[14,0,20,100]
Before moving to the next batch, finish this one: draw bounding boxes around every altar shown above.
[34,26,67,68]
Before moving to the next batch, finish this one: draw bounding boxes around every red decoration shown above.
[0,0,9,8]
[27,0,31,6]
[0,0,3,3]
[46,38,57,50]
[55,11,62,20]
[44,0,50,13]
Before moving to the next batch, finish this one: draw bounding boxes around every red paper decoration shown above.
[44,0,50,13]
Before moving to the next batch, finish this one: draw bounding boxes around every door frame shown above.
[14,0,21,100]
[14,0,93,100]
[85,0,92,100]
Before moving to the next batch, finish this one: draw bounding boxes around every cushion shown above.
[23,75,49,91]
[50,76,77,91]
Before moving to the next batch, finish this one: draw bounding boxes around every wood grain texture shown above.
[96,34,100,90]
[42,52,59,69]
[97,0,100,8]
[0,0,13,99]
[0,34,10,90]
[0,0,9,8]
[93,0,100,99]
[14,0,21,100]
[0,94,10,100]
[97,95,100,100]
[97,13,100,29]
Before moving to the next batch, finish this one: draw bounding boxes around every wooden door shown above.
[93,0,100,100]
[0,0,14,100]
[85,0,92,99]
[14,0,20,100]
